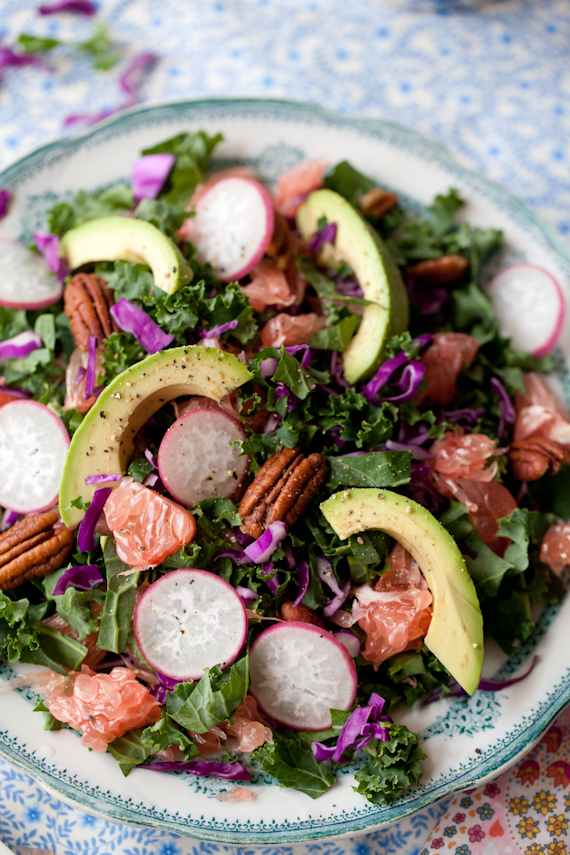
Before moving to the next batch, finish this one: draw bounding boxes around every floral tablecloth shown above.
[1,0,570,852]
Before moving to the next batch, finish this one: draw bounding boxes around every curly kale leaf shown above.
[354,723,425,805]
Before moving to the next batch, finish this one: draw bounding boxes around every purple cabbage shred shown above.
[261,561,279,595]
[52,564,104,596]
[0,189,12,220]
[120,52,158,106]
[308,222,337,255]
[424,656,540,705]
[293,561,310,607]
[0,331,43,361]
[38,0,97,13]
[132,153,175,203]
[0,509,20,531]
[143,759,253,780]
[311,692,392,765]
[33,231,70,281]
[110,298,174,354]
[85,335,98,399]
[199,319,238,339]
[77,487,112,553]
[490,377,516,440]
[85,473,121,485]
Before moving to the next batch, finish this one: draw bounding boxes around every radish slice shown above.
[249,622,357,731]
[0,400,70,513]
[0,239,64,309]
[187,177,274,282]
[487,264,565,356]
[133,569,248,681]
[157,408,249,506]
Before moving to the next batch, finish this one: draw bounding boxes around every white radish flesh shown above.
[487,264,565,356]
[133,569,248,681]
[158,408,248,506]
[0,401,70,513]
[0,239,63,309]
[188,177,274,282]
[249,622,357,731]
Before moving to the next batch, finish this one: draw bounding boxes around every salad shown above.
[0,129,568,808]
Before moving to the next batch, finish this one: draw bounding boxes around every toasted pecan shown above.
[358,187,399,218]
[405,254,469,286]
[64,273,119,352]
[0,512,74,591]
[280,600,326,629]
[508,436,570,481]
[239,447,327,538]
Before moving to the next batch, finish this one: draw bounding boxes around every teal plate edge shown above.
[0,97,569,843]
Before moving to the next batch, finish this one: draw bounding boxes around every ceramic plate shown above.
[1,98,570,845]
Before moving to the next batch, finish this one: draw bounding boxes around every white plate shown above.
[1,98,569,844]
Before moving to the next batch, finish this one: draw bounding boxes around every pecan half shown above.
[266,211,298,272]
[239,447,327,538]
[64,273,119,352]
[508,436,570,481]
[358,187,399,218]
[0,512,74,590]
[280,601,326,629]
[405,254,469,286]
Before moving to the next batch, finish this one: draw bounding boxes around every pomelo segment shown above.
[188,177,274,282]
[248,622,357,731]
[157,408,248,506]
[133,569,248,681]
[0,239,63,309]
[0,400,69,513]
[487,264,565,357]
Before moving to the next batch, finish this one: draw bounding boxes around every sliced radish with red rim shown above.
[0,401,70,513]
[157,408,249,506]
[187,177,274,282]
[249,622,357,731]
[133,569,248,681]
[0,239,64,309]
[487,264,565,356]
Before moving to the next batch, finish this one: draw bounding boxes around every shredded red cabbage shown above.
[260,357,278,379]
[384,439,431,460]
[263,413,281,435]
[261,561,280,595]
[52,564,104,596]
[0,44,53,78]
[85,335,98,399]
[119,52,158,106]
[424,656,539,705]
[491,377,516,440]
[311,692,392,764]
[142,472,160,487]
[236,585,260,605]
[199,319,238,339]
[0,190,11,220]
[274,382,298,413]
[85,473,121,485]
[285,344,311,369]
[243,522,287,563]
[77,487,113,553]
[215,550,253,567]
[377,360,426,404]
[75,365,86,385]
[0,331,43,361]
[233,530,254,547]
[330,351,349,390]
[362,334,432,402]
[144,448,157,468]
[334,276,364,299]
[143,759,253,780]
[308,222,337,254]
[441,407,484,426]
[38,0,97,13]
[33,231,70,281]
[63,108,119,127]
[317,557,351,617]
[155,670,180,691]
[291,561,309,607]
[132,153,175,203]
[110,298,174,354]
[407,464,445,513]
[323,580,351,618]
[0,509,20,531]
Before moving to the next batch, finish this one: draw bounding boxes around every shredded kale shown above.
[353,723,425,805]
[252,730,335,799]
[166,655,249,734]
[97,538,140,654]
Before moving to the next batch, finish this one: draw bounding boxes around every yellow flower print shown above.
[566,795,570,811]
[518,819,541,840]
[548,817,569,838]
[526,845,544,855]
[510,798,530,816]
[547,841,567,855]
[535,792,557,817]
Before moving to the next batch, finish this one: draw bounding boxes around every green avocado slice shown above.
[59,346,252,528]
[296,189,409,384]
[320,488,483,695]
[59,216,192,295]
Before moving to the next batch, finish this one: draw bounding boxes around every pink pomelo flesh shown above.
[0,400,70,513]
[248,622,358,731]
[0,239,63,309]
[188,177,274,282]
[487,263,565,357]
[158,408,249,506]
[133,569,248,681]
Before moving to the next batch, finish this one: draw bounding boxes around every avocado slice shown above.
[296,189,409,384]
[59,216,192,295]
[59,346,252,527]
[321,488,483,695]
